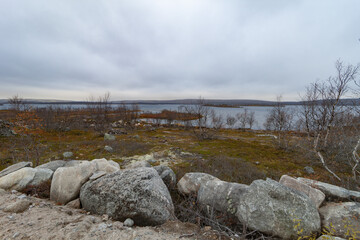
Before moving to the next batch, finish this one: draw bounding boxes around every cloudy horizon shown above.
[0,0,359,101]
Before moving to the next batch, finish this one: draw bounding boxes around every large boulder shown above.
[36,160,66,172]
[236,178,321,239]
[198,180,248,216]
[298,177,360,202]
[0,162,32,178]
[0,167,53,191]
[28,168,53,186]
[177,172,220,196]
[50,162,96,204]
[319,202,360,239]
[91,158,119,173]
[153,165,176,189]
[80,167,174,226]
[279,175,325,208]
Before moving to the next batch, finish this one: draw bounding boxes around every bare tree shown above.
[247,111,256,129]
[184,97,221,140]
[236,108,248,130]
[299,60,360,181]
[264,96,294,149]
[8,94,25,111]
[226,115,237,128]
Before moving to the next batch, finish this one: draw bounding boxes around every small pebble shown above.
[124,218,134,227]
[17,194,27,200]
[102,214,109,221]
[12,232,20,238]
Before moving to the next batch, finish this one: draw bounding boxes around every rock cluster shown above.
[1,157,359,239]
[0,119,15,137]
[178,173,360,239]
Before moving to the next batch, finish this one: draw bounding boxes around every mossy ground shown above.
[0,125,336,185]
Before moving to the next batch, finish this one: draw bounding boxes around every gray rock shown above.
[66,198,81,209]
[279,175,325,208]
[177,172,220,196]
[3,200,31,213]
[319,202,360,239]
[17,194,27,200]
[0,167,52,191]
[104,133,116,141]
[29,168,53,186]
[0,119,15,137]
[63,152,73,159]
[80,167,174,226]
[236,178,321,239]
[0,167,36,191]
[125,160,151,169]
[124,218,134,227]
[304,166,315,174]
[0,162,32,178]
[317,235,346,240]
[50,161,96,204]
[153,165,176,189]
[36,160,66,172]
[198,180,248,216]
[89,171,107,180]
[104,145,113,152]
[108,160,120,169]
[298,177,360,202]
[91,158,119,173]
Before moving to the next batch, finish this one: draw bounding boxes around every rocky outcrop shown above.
[177,172,220,196]
[198,180,248,216]
[80,167,174,226]
[50,162,96,204]
[236,178,321,239]
[153,165,176,189]
[0,162,32,178]
[279,175,325,208]
[298,177,360,202]
[319,202,360,239]
[0,167,53,191]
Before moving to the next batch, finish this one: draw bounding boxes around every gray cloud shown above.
[0,0,359,101]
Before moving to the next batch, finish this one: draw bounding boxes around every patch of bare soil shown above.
[0,190,214,240]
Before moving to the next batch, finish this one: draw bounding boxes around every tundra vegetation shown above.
[1,60,360,239]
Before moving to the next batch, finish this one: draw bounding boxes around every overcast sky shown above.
[0,0,359,101]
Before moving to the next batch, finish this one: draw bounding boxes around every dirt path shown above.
[0,190,202,240]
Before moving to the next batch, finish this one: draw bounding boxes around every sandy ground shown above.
[0,190,212,240]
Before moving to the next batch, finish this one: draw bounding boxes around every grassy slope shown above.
[0,127,333,185]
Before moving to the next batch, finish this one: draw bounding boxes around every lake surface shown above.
[0,103,287,129]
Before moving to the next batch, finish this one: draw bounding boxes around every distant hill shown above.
[1,98,359,106]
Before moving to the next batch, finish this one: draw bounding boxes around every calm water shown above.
[0,103,286,129]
